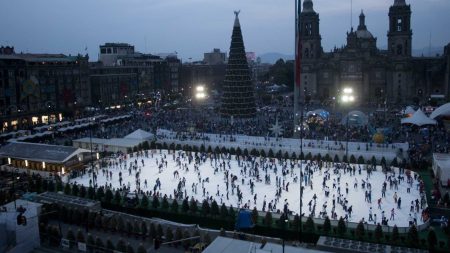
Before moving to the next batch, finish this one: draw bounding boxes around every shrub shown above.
[264,212,273,227]
[116,238,126,252]
[357,156,365,164]
[211,201,219,216]
[337,217,346,236]
[334,154,340,163]
[349,155,356,164]
[171,199,179,213]
[374,223,383,242]
[391,225,399,242]
[427,228,438,250]
[407,225,419,248]
[304,216,315,233]
[323,217,331,234]
[355,221,365,239]
[220,203,228,218]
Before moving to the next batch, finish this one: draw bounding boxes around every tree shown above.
[407,225,419,248]
[211,201,219,216]
[133,220,141,236]
[304,216,315,233]
[323,217,331,234]
[79,185,87,198]
[95,237,104,249]
[152,196,160,209]
[334,154,340,163]
[149,223,156,239]
[355,221,365,239]
[264,212,273,227]
[220,228,226,237]
[104,189,113,204]
[109,217,117,232]
[76,229,85,243]
[201,200,210,215]
[126,243,135,253]
[337,217,347,236]
[106,238,115,251]
[116,238,126,252]
[204,232,212,245]
[189,199,198,214]
[87,233,95,252]
[391,225,399,242]
[357,156,365,164]
[182,230,191,249]
[427,228,438,250]
[71,184,79,196]
[157,224,164,238]
[66,229,75,247]
[175,227,183,247]
[251,207,259,224]
[166,227,174,243]
[229,206,236,219]
[64,184,71,195]
[374,223,383,242]
[95,214,102,229]
[140,195,149,208]
[137,243,146,253]
[268,149,274,157]
[171,199,179,213]
[141,222,148,238]
[220,203,228,218]
[126,221,133,236]
[117,216,125,234]
[87,186,95,199]
[305,152,312,161]
[162,196,169,210]
[182,199,189,213]
[349,155,356,164]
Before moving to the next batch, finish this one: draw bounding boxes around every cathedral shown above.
[299,0,450,106]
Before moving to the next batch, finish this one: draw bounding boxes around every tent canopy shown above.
[430,103,450,119]
[124,129,154,140]
[401,109,436,126]
[433,153,450,187]
[340,110,368,126]
[404,106,416,115]
[306,109,330,119]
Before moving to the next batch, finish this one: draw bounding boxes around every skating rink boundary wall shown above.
[155,130,408,164]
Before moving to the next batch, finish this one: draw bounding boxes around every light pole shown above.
[194,85,207,144]
[341,88,355,161]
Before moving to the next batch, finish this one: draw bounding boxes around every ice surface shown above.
[70,150,425,227]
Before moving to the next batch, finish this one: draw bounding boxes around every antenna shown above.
[350,0,353,29]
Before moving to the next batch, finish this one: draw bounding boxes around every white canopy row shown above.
[401,109,436,126]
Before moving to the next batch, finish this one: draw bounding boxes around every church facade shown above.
[299,0,450,106]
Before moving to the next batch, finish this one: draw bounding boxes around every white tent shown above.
[430,103,450,119]
[433,153,450,187]
[340,110,369,126]
[404,106,415,115]
[124,129,154,140]
[401,109,436,126]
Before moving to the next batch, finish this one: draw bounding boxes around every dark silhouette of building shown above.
[299,0,450,105]
[0,53,90,131]
[220,11,256,118]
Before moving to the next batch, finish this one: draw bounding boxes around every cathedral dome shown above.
[355,29,374,39]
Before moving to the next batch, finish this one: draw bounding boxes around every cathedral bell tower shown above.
[300,0,322,60]
[388,0,412,58]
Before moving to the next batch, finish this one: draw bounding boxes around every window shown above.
[397,18,402,32]
[113,47,118,54]
[100,48,106,54]
[107,48,112,54]
[305,23,312,36]
[305,48,310,58]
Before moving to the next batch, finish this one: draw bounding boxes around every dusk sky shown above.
[1,0,449,61]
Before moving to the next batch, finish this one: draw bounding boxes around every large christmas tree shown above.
[220,11,256,118]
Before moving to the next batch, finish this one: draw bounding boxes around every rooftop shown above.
[0,142,88,163]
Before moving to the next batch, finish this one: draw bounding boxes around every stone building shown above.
[0,51,90,131]
[299,0,450,105]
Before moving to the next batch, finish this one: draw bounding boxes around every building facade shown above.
[0,50,90,131]
[299,0,450,105]
[204,48,227,65]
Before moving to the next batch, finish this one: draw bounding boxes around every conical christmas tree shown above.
[220,11,256,118]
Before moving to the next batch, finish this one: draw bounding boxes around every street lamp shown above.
[194,85,207,141]
[341,87,354,161]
